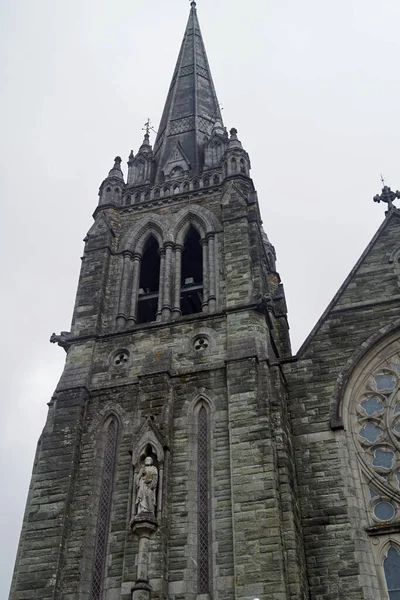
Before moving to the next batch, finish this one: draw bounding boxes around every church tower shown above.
[9,4,309,600]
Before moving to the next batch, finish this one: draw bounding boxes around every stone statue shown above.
[136,457,158,516]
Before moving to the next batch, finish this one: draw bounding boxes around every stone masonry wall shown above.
[285,212,400,600]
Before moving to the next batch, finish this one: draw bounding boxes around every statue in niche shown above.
[136,457,158,516]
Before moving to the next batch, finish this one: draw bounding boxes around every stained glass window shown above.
[198,406,210,594]
[359,423,383,443]
[384,547,400,600]
[375,374,395,391]
[374,502,395,522]
[90,419,118,600]
[373,449,394,470]
[360,397,384,416]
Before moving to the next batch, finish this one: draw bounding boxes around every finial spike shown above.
[190,1,197,8]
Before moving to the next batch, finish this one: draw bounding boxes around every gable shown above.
[298,210,400,357]
[162,142,191,178]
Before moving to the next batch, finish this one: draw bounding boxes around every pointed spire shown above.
[108,156,124,181]
[228,128,243,149]
[153,2,223,180]
[138,132,153,155]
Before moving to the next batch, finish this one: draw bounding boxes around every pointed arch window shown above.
[181,226,203,315]
[384,546,400,599]
[137,236,160,324]
[198,405,210,594]
[90,419,118,600]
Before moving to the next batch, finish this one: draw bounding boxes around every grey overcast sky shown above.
[1,0,399,594]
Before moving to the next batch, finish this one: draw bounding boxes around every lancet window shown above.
[181,227,203,316]
[384,546,400,599]
[90,418,118,600]
[137,237,160,324]
[197,405,210,594]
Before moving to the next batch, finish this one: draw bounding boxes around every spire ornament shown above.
[373,181,400,211]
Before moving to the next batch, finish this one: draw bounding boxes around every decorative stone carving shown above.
[49,331,72,352]
[135,457,158,516]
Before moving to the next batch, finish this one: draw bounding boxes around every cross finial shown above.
[373,179,400,212]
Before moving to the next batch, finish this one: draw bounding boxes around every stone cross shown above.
[373,185,400,210]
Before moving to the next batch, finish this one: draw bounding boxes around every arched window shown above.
[154,188,160,199]
[384,546,400,599]
[212,142,222,164]
[203,176,209,188]
[144,190,150,202]
[213,174,220,186]
[240,158,246,174]
[170,166,184,179]
[124,195,131,206]
[183,181,189,193]
[193,180,200,190]
[231,157,237,173]
[104,186,112,204]
[90,419,118,600]
[197,405,210,594]
[163,186,170,196]
[135,193,141,203]
[137,237,160,324]
[173,184,180,195]
[181,226,203,315]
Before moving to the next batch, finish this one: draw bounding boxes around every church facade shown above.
[9,3,400,600]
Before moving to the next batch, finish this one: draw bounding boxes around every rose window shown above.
[352,351,400,523]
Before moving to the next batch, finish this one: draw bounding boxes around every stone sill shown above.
[366,521,400,536]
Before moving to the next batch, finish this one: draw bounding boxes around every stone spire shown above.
[153,2,223,180]
[107,156,124,181]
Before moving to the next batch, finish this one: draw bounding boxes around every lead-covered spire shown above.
[153,2,223,180]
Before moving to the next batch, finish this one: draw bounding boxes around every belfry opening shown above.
[137,237,160,324]
[181,226,203,315]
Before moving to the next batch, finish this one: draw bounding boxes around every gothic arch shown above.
[185,387,217,417]
[331,320,400,428]
[173,204,221,246]
[119,214,168,255]
[171,207,221,316]
[88,401,132,435]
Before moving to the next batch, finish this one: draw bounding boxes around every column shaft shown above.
[162,244,173,321]
[202,239,209,312]
[117,253,133,329]
[127,256,141,327]
[172,246,182,319]
[208,235,216,312]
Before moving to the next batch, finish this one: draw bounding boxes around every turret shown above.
[223,128,251,178]
[204,120,228,170]
[127,133,154,187]
[98,156,125,206]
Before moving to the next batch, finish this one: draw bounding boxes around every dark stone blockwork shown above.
[9,4,400,600]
